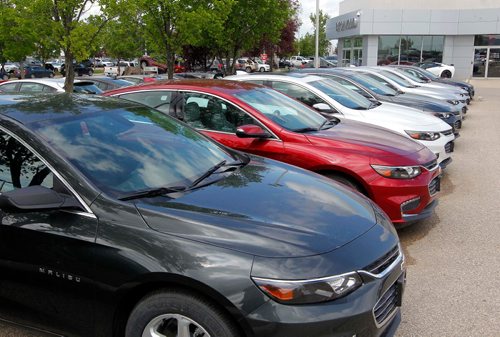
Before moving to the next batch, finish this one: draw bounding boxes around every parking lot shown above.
[0,79,499,337]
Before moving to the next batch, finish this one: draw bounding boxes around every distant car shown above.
[415,62,455,78]
[94,58,116,67]
[3,62,19,74]
[45,62,63,73]
[289,55,310,67]
[255,59,270,72]
[235,58,257,73]
[0,78,103,94]
[61,60,94,77]
[118,75,159,84]
[18,66,54,79]
[77,76,134,92]
[139,55,167,73]
[0,68,9,80]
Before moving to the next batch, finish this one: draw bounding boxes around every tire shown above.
[323,173,364,194]
[30,74,36,79]
[259,67,265,72]
[1,74,8,80]
[141,61,148,69]
[441,70,452,78]
[49,73,54,78]
[125,289,240,337]
[245,66,252,73]
[88,69,93,76]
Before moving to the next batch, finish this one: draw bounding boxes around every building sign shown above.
[336,17,358,32]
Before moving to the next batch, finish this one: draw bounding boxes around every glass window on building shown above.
[378,36,400,65]
[474,35,500,46]
[377,35,443,65]
[422,36,444,62]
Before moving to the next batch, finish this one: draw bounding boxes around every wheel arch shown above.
[313,167,372,198]
[111,273,254,337]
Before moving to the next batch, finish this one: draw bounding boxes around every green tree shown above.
[217,0,293,73]
[136,0,233,79]
[309,9,330,56]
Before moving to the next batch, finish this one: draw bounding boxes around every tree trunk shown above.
[64,51,75,93]
[167,47,174,79]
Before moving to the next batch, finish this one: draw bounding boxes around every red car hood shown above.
[304,119,433,163]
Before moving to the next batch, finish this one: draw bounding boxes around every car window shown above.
[349,73,398,96]
[270,81,326,106]
[182,93,257,133]
[326,76,372,98]
[42,85,58,93]
[0,130,53,192]
[309,79,372,110]
[119,91,173,114]
[0,83,19,93]
[19,83,46,92]
[379,70,412,87]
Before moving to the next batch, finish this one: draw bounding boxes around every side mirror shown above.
[0,185,79,211]
[313,103,337,113]
[236,124,271,139]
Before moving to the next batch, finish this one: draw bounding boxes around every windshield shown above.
[414,67,438,80]
[349,73,398,96]
[379,70,413,88]
[233,87,326,132]
[31,105,235,196]
[310,79,372,109]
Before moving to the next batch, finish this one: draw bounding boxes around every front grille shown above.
[401,198,420,212]
[428,176,440,196]
[445,141,454,153]
[373,282,399,326]
[422,159,438,171]
[364,245,399,275]
[442,129,453,136]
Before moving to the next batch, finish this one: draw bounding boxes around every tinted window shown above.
[181,93,259,133]
[19,83,45,92]
[271,81,325,106]
[119,91,173,114]
[31,106,235,196]
[234,87,325,132]
[309,79,372,110]
[350,73,397,96]
[0,83,19,93]
[379,70,412,87]
[0,130,53,192]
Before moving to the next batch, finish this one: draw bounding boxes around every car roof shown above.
[0,93,142,125]
[105,79,262,96]
[0,78,91,90]
[224,73,324,83]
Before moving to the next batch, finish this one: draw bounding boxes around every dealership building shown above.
[326,0,500,79]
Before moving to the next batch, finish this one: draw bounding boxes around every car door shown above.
[177,91,286,160]
[0,127,98,336]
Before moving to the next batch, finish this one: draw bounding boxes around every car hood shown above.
[381,94,455,113]
[350,102,449,131]
[304,119,425,158]
[136,158,377,258]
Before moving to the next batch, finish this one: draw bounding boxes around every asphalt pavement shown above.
[1,79,499,337]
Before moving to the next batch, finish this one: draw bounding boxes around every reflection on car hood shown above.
[136,157,376,258]
[305,119,425,158]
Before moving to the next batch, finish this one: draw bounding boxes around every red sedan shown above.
[104,80,441,225]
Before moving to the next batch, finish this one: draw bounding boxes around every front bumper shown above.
[418,133,455,168]
[246,257,406,337]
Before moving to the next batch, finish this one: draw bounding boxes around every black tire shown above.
[323,173,364,194]
[1,74,8,80]
[30,74,36,79]
[88,69,93,76]
[441,70,452,78]
[125,289,240,337]
[48,73,54,78]
[259,67,265,72]
[245,66,252,73]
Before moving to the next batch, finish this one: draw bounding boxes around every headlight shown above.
[252,272,362,304]
[447,100,459,105]
[434,112,451,119]
[371,165,421,179]
[405,130,441,141]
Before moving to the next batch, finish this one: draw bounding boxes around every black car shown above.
[18,66,55,79]
[293,68,464,132]
[61,60,94,77]
[0,94,405,337]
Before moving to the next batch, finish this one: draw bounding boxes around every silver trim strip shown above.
[357,247,404,279]
[0,125,96,217]
[252,271,359,284]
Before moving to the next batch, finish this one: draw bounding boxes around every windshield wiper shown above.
[293,127,319,133]
[118,186,186,201]
[188,160,246,189]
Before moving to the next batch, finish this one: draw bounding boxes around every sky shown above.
[297,0,341,37]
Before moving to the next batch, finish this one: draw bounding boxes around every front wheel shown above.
[88,69,93,76]
[441,70,452,78]
[323,173,364,194]
[125,289,240,337]
[245,66,252,73]
[259,67,265,72]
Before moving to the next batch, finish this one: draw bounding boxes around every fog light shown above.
[401,198,420,213]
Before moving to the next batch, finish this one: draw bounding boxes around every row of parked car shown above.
[0,65,473,337]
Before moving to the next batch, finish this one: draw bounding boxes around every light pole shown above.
[314,0,320,68]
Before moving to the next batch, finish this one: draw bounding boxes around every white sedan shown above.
[226,73,456,168]
[417,62,455,78]
[0,78,102,94]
